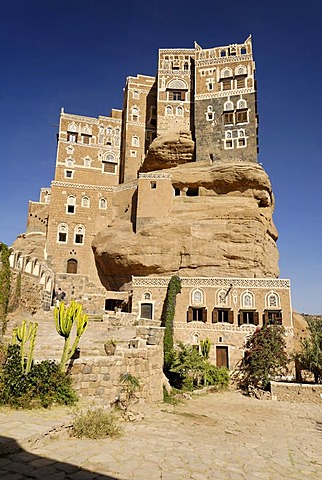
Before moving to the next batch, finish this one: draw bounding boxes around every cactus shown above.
[12,320,38,374]
[54,300,88,371]
[200,338,212,359]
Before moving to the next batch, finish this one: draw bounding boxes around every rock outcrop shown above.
[139,131,195,172]
[93,160,279,290]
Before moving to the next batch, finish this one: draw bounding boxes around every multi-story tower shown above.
[156,48,195,136]
[45,108,122,281]
[120,75,156,183]
[194,35,258,163]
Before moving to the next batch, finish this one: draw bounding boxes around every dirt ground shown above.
[1,388,322,480]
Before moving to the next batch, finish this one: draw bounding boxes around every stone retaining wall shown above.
[70,344,163,404]
[270,381,322,404]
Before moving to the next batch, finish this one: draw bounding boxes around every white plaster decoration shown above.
[52,181,114,191]
[237,99,247,109]
[68,123,78,132]
[235,65,247,75]
[233,290,238,305]
[265,291,281,309]
[166,78,188,89]
[224,101,234,111]
[241,291,254,308]
[132,276,291,289]
[66,145,75,154]
[191,289,204,305]
[195,88,254,100]
[139,173,172,179]
[82,125,92,134]
[195,54,253,67]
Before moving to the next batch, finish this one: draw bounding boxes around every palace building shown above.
[11,36,293,369]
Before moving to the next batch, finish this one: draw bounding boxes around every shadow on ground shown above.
[0,436,123,480]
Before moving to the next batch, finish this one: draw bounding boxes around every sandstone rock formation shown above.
[93,160,279,290]
[139,131,195,172]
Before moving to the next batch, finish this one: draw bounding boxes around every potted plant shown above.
[104,339,117,356]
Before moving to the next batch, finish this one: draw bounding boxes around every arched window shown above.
[241,291,254,308]
[67,258,77,274]
[220,50,226,57]
[176,106,183,116]
[235,65,247,76]
[66,195,76,214]
[192,289,204,305]
[81,196,90,207]
[133,90,139,99]
[207,105,214,121]
[238,129,245,137]
[107,127,112,135]
[99,198,107,209]
[74,225,85,244]
[192,332,199,344]
[132,136,139,147]
[237,99,247,110]
[217,289,228,305]
[166,105,173,116]
[241,47,247,55]
[102,153,117,174]
[267,292,280,308]
[224,101,234,111]
[57,223,68,243]
[221,68,232,78]
[143,292,151,300]
[225,130,232,139]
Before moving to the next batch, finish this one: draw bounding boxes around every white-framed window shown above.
[65,157,74,167]
[207,79,214,90]
[81,196,90,207]
[114,137,120,147]
[130,150,137,157]
[176,106,183,116]
[131,107,139,122]
[74,225,85,245]
[166,105,173,116]
[235,65,247,76]
[237,99,247,110]
[207,105,214,121]
[191,289,204,305]
[133,90,139,99]
[143,291,152,300]
[221,67,232,78]
[107,127,112,135]
[115,128,120,136]
[192,332,200,344]
[98,125,104,144]
[66,195,76,214]
[224,130,234,149]
[99,198,107,209]
[57,223,68,243]
[65,170,74,179]
[217,289,228,305]
[241,291,254,308]
[266,292,280,309]
[83,156,91,167]
[132,135,139,147]
[237,129,247,148]
[224,101,234,111]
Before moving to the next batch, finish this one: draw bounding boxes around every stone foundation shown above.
[70,344,163,404]
[270,381,322,404]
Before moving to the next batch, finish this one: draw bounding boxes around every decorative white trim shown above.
[52,181,114,191]
[196,54,253,66]
[139,173,172,179]
[132,276,291,289]
[195,88,254,100]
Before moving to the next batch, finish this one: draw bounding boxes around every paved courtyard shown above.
[1,389,322,479]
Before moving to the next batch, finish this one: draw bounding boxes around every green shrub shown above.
[0,344,77,408]
[71,407,122,439]
[204,365,230,389]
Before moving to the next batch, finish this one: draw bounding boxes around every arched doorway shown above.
[67,258,77,274]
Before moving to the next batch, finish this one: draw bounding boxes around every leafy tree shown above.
[296,317,322,383]
[237,324,288,390]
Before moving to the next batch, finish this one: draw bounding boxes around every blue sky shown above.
[0,0,321,314]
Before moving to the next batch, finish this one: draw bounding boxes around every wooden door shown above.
[140,303,152,319]
[216,346,229,368]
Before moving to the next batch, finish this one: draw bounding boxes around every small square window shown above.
[75,234,84,244]
[65,170,73,179]
[225,140,233,149]
[150,181,157,189]
[82,134,91,144]
[238,138,246,147]
[67,205,75,214]
[58,233,67,243]
[130,150,137,157]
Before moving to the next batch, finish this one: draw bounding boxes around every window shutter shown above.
[212,309,218,323]
[263,311,268,326]
[238,313,243,326]
[181,91,185,101]
[187,307,193,323]
[254,311,259,325]
[228,310,234,324]
[202,308,207,323]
